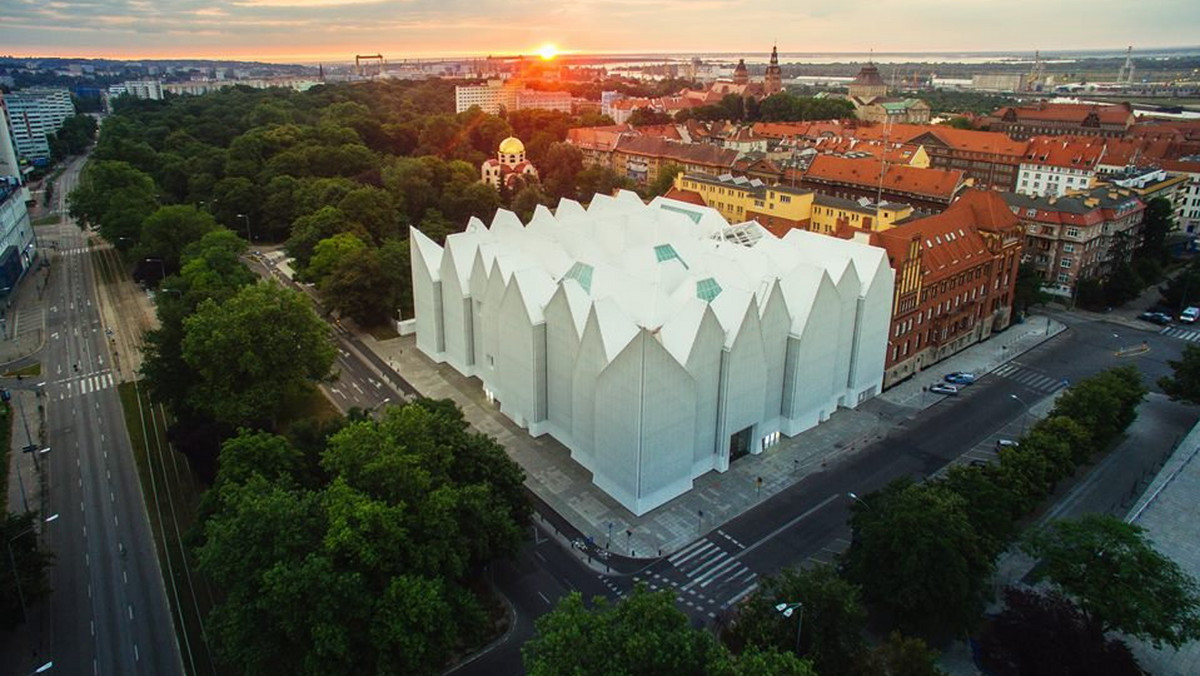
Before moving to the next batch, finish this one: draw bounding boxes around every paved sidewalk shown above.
[0,262,51,367]
[361,311,1069,560]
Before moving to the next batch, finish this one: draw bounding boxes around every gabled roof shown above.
[614,135,739,168]
[993,102,1134,126]
[904,127,1028,158]
[1022,136,1106,169]
[877,190,1015,281]
[802,155,965,200]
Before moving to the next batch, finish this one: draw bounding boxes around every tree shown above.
[627,107,673,126]
[307,232,368,286]
[0,511,55,629]
[648,163,685,198]
[935,463,1027,557]
[724,564,866,676]
[134,205,218,276]
[577,165,633,202]
[1159,344,1200,405]
[540,142,585,201]
[1140,196,1175,261]
[979,587,1143,676]
[286,206,347,271]
[942,117,974,130]
[337,186,400,245]
[859,632,948,676]
[323,247,394,326]
[511,184,551,223]
[199,397,529,674]
[1022,514,1200,648]
[67,160,158,245]
[181,282,336,428]
[1050,366,1145,448]
[524,587,803,676]
[1013,263,1049,314]
[842,479,993,636]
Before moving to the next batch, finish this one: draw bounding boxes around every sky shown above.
[4,0,1199,63]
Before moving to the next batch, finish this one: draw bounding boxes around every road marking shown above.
[113,515,118,526]
[735,493,840,561]
[537,591,550,604]
[352,382,364,394]
[123,570,127,584]
[723,582,759,608]
[128,605,134,620]
[669,540,715,567]
[91,620,95,636]
[82,525,86,537]
[134,644,140,662]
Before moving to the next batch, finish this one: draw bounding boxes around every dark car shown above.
[1138,311,1172,325]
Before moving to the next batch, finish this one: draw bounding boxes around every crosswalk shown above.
[57,247,93,257]
[53,371,116,400]
[621,532,759,619]
[1162,326,1200,343]
[990,362,1067,394]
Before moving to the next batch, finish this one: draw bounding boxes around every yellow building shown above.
[670,173,914,238]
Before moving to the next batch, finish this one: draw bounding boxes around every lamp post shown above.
[369,397,391,419]
[1010,393,1031,435]
[847,492,872,510]
[6,513,58,623]
[237,213,255,243]
[775,601,804,655]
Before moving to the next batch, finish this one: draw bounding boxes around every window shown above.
[1063,243,1075,253]
[1057,273,1070,283]
[1026,208,1037,217]
[1066,227,1081,238]
[1060,257,1073,268]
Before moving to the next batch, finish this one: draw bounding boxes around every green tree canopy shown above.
[181,282,335,427]
[649,163,685,198]
[0,510,55,630]
[134,205,218,276]
[67,160,159,245]
[1022,514,1200,649]
[725,564,866,676]
[1159,343,1200,405]
[843,479,993,637]
[307,232,368,286]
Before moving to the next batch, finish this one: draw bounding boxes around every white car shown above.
[1181,307,1200,324]
[930,383,960,395]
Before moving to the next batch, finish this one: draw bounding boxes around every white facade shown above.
[455,80,571,115]
[0,177,37,295]
[411,191,893,515]
[2,88,74,162]
[118,80,164,100]
[1017,162,1097,198]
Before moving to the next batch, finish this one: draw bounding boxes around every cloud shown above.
[3,0,1199,61]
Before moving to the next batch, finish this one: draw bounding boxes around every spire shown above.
[770,44,778,66]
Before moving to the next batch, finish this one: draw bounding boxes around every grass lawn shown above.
[3,363,42,378]
[117,381,226,676]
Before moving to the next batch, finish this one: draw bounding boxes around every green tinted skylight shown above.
[696,277,722,302]
[563,262,594,292]
[654,244,689,269]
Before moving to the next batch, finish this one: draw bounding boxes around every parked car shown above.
[944,372,977,385]
[1181,307,1200,324]
[930,383,960,395]
[996,439,1021,450]
[1139,311,1172,325]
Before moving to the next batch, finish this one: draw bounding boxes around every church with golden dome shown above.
[481,136,539,190]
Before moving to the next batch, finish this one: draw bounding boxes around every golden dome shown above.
[499,136,525,155]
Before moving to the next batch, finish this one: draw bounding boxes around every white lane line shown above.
[723,582,759,608]
[127,605,134,620]
[91,620,95,636]
[698,559,745,589]
[351,382,364,394]
[735,494,840,561]
[134,644,140,662]
[123,570,127,584]
[668,538,710,564]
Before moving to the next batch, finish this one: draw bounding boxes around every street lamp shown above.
[846,492,872,510]
[775,601,804,655]
[369,397,391,418]
[6,513,58,623]
[1010,393,1031,435]
[237,213,255,243]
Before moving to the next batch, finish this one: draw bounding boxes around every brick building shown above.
[870,190,1024,386]
[611,135,738,185]
[1003,185,1145,298]
[903,127,1028,191]
[986,102,1135,140]
[1016,136,1106,198]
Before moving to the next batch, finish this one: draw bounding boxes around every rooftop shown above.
[802,155,965,200]
[614,135,739,168]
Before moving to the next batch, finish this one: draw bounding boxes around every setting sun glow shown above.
[538,44,558,60]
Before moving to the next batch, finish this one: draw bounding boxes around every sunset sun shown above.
[538,43,558,60]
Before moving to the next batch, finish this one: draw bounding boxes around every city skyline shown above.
[4,0,1199,63]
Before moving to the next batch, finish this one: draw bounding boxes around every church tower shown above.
[733,59,749,85]
[765,45,783,95]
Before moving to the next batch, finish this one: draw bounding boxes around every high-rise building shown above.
[113,80,164,100]
[0,176,38,297]
[2,88,75,162]
[454,80,571,114]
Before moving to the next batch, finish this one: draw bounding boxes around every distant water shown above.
[607,47,1200,66]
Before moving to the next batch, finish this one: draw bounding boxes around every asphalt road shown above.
[19,155,183,676]
[451,310,1198,674]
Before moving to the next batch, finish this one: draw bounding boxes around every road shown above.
[449,310,1198,674]
[19,154,183,675]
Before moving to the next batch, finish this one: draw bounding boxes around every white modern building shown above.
[411,191,893,515]
[455,79,571,114]
[110,80,164,100]
[1,88,75,162]
[0,176,37,297]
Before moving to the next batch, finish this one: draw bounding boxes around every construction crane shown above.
[1117,46,1135,85]
[355,54,385,77]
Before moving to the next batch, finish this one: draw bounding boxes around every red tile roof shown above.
[903,126,1029,157]
[878,190,1018,280]
[663,187,708,206]
[994,102,1134,126]
[613,135,739,168]
[1022,136,1106,169]
[801,155,966,201]
[566,125,629,151]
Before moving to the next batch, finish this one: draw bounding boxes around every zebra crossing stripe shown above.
[698,559,745,588]
[670,541,716,567]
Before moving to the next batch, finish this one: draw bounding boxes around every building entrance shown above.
[729,425,753,462]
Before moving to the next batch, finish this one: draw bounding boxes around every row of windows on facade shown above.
[891,315,975,361]
[898,280,1006,339]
